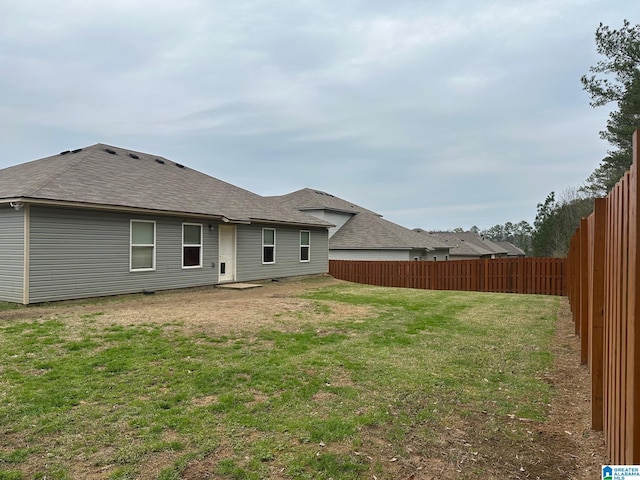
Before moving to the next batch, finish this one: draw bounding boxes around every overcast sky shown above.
[0,1,636,231]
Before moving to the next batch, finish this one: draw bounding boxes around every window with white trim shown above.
[262,228,275,264]
[182,223,202,268]
[130,220,155,271]
[300,230,310,262]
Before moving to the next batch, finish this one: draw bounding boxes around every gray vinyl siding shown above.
[450,254,488,260]
[410,249,426,261]
[235,224,329,282]
[432,248,450,261]
[414,249,447,261]
[28,206,220,303]
[0,208,24,303]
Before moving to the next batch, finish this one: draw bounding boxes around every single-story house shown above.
[416,230,509,259]
[270,188,450,261]
[0,144,332,304]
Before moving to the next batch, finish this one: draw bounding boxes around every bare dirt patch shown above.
[538,300,606,478]
[1,276,372,337]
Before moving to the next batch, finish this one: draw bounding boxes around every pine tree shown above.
[581,20,640,195]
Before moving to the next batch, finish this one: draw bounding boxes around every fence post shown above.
[575,227,582,335]
[580,218,590,364]
[620,173,630,463]
[590,197,606,431]
[626,130,640,462]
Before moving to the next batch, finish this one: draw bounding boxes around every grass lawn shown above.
[0,281,562,479]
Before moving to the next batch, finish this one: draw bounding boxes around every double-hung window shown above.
[130,220,155,271]
[262,228,275,264]
[182,223,202,268]
[300,230,310,262]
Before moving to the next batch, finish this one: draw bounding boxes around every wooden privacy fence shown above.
[566,129,640,464]
[329,257,566,296]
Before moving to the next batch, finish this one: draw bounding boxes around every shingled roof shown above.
[423,231,509,257]
[272,188,379,216]
[272,188,448,251]
[494,241,526,256]
[330,212,449,250]
[0,144,331,227]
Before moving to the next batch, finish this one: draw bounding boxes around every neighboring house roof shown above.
[273,187,379,216]
[330,212,448,250]
[272,188,449,252]
[494,241,526,256]
[419,231,509,257]
[0,144,331,227]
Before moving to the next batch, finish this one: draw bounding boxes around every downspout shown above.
[23,203,30,305]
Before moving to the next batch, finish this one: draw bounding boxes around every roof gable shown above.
[271,188,448,251]
[272,188,380,216]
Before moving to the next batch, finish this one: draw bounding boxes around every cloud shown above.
[0,0,634,231]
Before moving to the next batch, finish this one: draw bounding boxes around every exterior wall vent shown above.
[105,148,117,155]
[60,150,70,155]
[129,153,139,159]
[155,158,165,164]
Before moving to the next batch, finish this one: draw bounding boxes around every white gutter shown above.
[2,198,228,222]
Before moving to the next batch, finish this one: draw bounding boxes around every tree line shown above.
[469,21,640,257]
